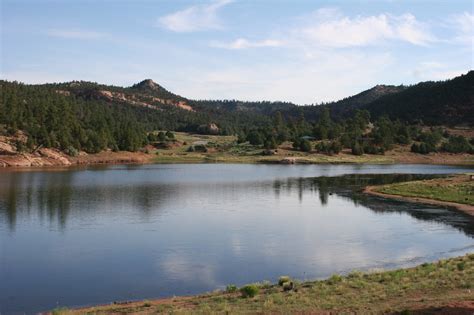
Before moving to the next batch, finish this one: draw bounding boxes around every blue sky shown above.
[1,0,472,104]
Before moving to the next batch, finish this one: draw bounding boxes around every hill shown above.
[0,71,472,155]
[362,71,474,125]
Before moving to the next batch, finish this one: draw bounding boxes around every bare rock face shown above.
[38,148,72,166]
[134,79,163,91]
[197,123,220,135]
[0,137,72,167]
[208,123,220,134]
[0,140,17,155]
[141,79,158,89]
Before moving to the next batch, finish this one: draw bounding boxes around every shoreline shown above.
[363,175,474,217]
[47,254,474,314]
[1,151,473,169]
[364,185,474,216]
[1,132,473,169]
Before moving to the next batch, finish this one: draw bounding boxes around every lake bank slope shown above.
[49,254,474,314]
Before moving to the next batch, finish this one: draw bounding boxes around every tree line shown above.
[237,108,474,155]
[1,80,472,156]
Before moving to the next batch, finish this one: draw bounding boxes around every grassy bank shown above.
[369,174,474,207]
[51,254,474,314]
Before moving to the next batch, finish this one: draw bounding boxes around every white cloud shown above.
[209,8,434,51]
[447,12,474,45]
[176,50,394,104]
[46,29,107,40]
[295,8,434,47]
[158,0,233,32]
[211,38,283,49]
[412,61,467,81]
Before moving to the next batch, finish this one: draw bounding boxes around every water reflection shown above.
[1,170,473,236]
[1,164,474,314]
[271,174,474,237]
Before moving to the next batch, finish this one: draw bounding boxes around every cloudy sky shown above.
[1,0,472,104]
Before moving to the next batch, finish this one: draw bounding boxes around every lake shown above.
[1,164,474,314]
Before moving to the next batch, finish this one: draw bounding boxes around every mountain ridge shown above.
[2,70,472,126]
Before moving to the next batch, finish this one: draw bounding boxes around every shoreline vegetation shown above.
[49,254,474,314]
[365,174,474,217]
[1,132,473,168]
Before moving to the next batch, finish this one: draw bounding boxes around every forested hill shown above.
[0,80,271,153]
[190,71,473,125]
[362,71,474,125]
[0,71,472,154]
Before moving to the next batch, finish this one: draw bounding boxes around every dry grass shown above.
[52,254,474,314]
[375,174,474,206]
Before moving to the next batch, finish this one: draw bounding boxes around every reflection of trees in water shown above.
[272,174,474,237]
[2,171,472,238]
[0,171,174,230]
[0,172,74,231]
[272,174,424,206]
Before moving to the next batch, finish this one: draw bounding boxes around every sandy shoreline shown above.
[1,150,473,169]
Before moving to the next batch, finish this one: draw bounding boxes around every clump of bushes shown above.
[225,284,237,293]
[247,130,264,145]
[351,142,364,155]
[278,275,295,291]
[441,135,472,153]
[362,142,385,155]
[315,141,342,155]
[64,145,79,157]
[264,136,277,149]
[327,274,343,284]
[240,284,259,298]
[165,131,175,139]
[293,138,312,152]
[411,142,436,154]
[278,276,291,286]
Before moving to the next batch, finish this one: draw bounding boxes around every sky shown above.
[1,0,473,104]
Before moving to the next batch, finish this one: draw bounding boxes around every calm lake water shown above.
[1,164,474,314]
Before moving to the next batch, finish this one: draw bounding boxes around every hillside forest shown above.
[0,71,472,156]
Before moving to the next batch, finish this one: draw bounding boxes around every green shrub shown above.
[300,139,312,152]
[363,142,384,155]
[282,281,294,291]
[441,135,472,153]
[411,142,436,154]
[166,131,175,139]
[315,141,341,155]
[247,130,264,145]
[351,142,364,155]
[147,133,158,142]
[328,274,343,284]
[278,276,291,286]
[292,138,301,149]
[240,284,259,298]
[226,284,237,293]
[264,136,277,149]
[158,131,166,141]
[64,145,79,157]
